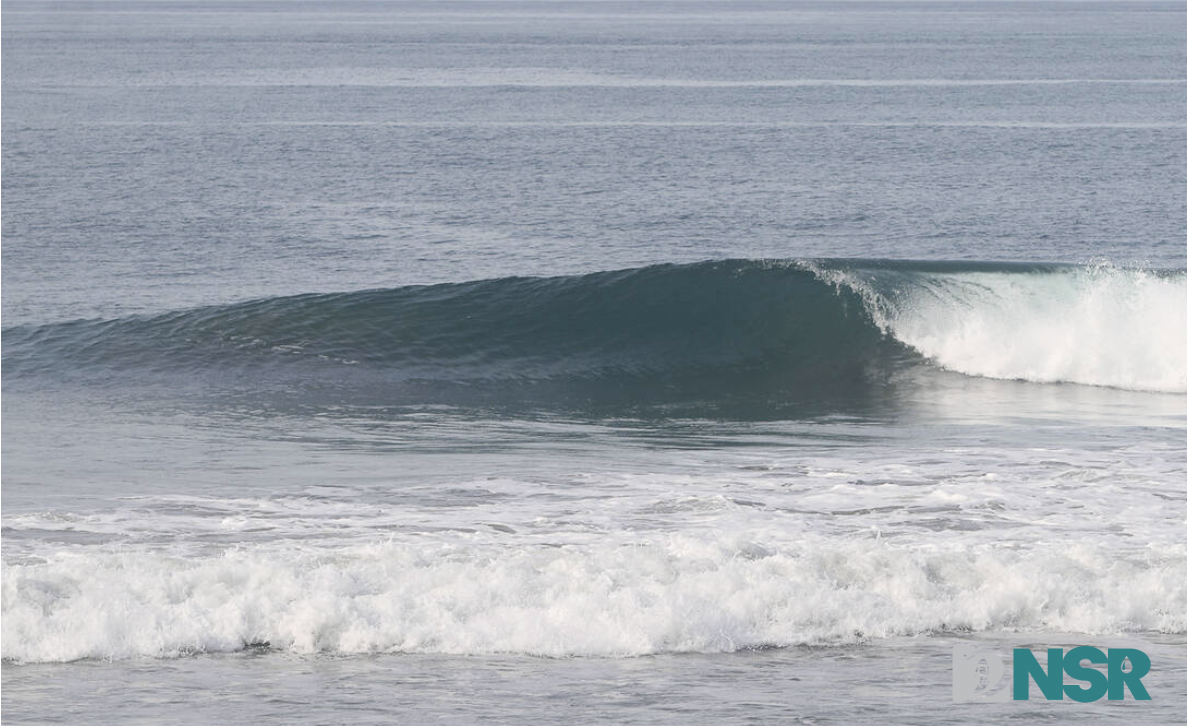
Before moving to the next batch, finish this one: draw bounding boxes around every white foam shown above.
[2,533,1182,663]
[820,264,1187,393]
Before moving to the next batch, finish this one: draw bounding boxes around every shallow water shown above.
[4,635,1185,725]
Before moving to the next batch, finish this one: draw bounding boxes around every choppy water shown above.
[2,1,1185,724]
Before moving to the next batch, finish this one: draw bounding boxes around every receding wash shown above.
[2,1,1184,724]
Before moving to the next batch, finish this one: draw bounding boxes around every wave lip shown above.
[808,259,1187,394]
[3,259,1184,406]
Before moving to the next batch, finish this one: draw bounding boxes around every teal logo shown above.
[952,646,1151,702]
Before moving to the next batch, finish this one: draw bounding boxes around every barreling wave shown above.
[3,259,1184,406]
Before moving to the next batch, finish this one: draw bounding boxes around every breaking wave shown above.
[2,534,1182,663]
[3,259,1183,406]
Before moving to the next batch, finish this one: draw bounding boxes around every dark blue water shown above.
[2,2,1185,724]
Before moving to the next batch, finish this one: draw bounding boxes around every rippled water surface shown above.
[3,1,1185,723]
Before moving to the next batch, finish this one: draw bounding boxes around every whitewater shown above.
[3,1,1185,724]
[6,260,1184,396]
[807,260,1187,393]
[4,259,1185,666]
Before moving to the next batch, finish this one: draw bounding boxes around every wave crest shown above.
[811,260,1186,393]
[4,260,1183,406]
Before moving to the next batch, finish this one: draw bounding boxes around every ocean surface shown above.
[2,1,1185,723]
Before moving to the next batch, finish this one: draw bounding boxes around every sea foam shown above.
[5,260,1184,404]
[811,261,1187,393]
[3,533,1182,663]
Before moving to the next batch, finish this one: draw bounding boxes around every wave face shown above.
[4,260,1184,406]
[3,534,1182,663]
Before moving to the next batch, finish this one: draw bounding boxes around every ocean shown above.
[2,1,1185,723]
